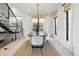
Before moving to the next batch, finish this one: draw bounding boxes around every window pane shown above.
[32,18,45,31]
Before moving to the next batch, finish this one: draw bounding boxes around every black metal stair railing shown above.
[0,3,18,32]
[0,3,23,41]
[0,22,13,34]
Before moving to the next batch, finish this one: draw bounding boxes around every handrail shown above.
[0,3,23,41]
[0,3,18,30]
[5,3,18,21]
[6,3,18,29]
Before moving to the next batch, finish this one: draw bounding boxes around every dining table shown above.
[28,31,47,46]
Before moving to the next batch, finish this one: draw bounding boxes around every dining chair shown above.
[30,35,44,55]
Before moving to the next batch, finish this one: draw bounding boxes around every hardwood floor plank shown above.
[24,40,60,56]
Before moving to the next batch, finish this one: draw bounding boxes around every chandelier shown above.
[31,4,46,19]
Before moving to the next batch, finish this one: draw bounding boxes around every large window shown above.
[9,16,22,23]
[32,18,44,31]
[55,17,58,35]
[66,11,69,41]
[64,3,72,41]
[64,9,72,41]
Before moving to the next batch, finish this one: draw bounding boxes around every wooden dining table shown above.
[28,31,46,37]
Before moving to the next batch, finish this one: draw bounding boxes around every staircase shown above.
[0,3,23,42]
[0,22,14,34]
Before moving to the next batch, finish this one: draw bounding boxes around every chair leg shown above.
[40,48,43,56]
[31,48,34,55]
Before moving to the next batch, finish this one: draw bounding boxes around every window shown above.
[66,11,69,41]
[65,9,72,41]
[64,3,72,41]
[53,10,58,35]
[32,18,44,31]
[55,17,57,35]
[9,16,22,23]
[9,16,22,28]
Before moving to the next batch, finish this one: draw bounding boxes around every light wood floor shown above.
[0,38,61,56]
[0,39,12,49]
[24,40,60,56]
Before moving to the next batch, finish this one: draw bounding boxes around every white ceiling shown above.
[9,3,62,16]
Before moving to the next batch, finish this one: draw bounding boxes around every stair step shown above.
[0,22,13,34]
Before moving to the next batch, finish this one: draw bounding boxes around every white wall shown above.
[49,15,55,36]
[53,4,79,56]
[44,16,50,34]
[43,15,54,37]
[9,5,32,40]
[22,15,32,39]
[55,6,71,48]
[56,6,65,45]
[72,3,79,55]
